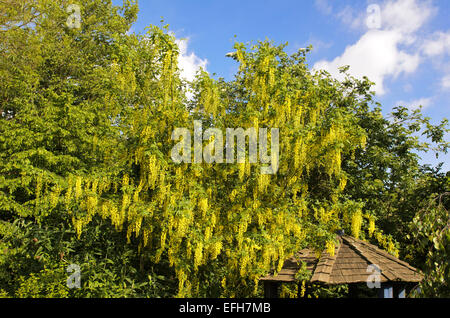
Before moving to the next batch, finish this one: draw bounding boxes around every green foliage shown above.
[341,97,449,246]
[308,284,349,298]
[338,78,450,297]
[15,264,69,298]
[0,0,448,298]
[0,0,175,297]
[408,191,450,297]
[0,215,176,297]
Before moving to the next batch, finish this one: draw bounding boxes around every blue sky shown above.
[128,0,449,171]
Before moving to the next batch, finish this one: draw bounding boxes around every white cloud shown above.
[314,0,332,15]
[441,75,450,90]
[175,38,208,82]
[313,0,435,96]
[397,97,433,110]
[419,30,450,91]
[336,5,364,30]
[382,0,436,34]
[314,30,421,95]
[421,31,450,56]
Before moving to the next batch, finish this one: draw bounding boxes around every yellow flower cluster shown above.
[198,197,208,217]
[351,210,363,239]
[72,217,83,239]
[339,175,347,192]
[193,242,203,270]
[49,185,61,209]
[238,163,245,181]
[75,176,82,199]
[240,253,249,276]
[65,176,73,209]
[257,174,270,193]
[326,240,336,256]
[368,216,375,237]
[176,268,187,297]
[143,228,151,247]
[209,241,222,260]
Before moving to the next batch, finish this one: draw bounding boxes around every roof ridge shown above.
[352,236,422,275]
[310,236,342,283]
[341,236,396,281]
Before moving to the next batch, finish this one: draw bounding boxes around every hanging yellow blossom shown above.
[75,176,82,199]
[326,240,335,256]
[351,210,363,239]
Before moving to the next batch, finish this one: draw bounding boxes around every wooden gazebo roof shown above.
[261,235,423,285]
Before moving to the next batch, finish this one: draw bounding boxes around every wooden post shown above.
[264,281,279,298]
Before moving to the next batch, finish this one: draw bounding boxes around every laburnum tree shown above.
[1,0,447,297]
